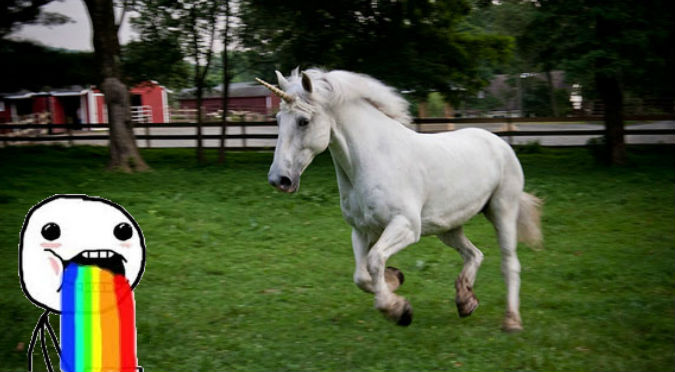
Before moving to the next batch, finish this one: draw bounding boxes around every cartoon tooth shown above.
[19,195,145,372]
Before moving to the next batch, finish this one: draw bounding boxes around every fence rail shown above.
[2,115,673,149]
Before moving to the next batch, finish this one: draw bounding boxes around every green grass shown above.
[1,145,673,371]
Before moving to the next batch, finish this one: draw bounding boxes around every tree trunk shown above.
[218,1,230,164]
[596,75,626,165]
[545,70,559,117]
[196,84,204,163]
[594,11,626,166]
[83,0,148,172]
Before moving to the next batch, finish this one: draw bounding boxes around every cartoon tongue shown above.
[60,264,138,372]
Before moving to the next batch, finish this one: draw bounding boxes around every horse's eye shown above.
[41,223,61,241]
[114,223,133,241]
[298,118,309,127]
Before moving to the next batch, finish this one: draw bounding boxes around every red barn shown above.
[129,81,170,123]
[0,81,169,126]
[178,82,281,116]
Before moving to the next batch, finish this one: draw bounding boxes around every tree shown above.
[132,0,227,163]
[0,40,95,92]
[123,0,190,89]
[83,0,149,172]
[218,0,232,164]
[183,0,220,163]
[121,40,189,90]
[238,0,512,101]
[462,1,568,116]
[522,0,675,164]
[1,0,70,39]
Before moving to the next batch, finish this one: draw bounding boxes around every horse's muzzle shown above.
[268,174,298,193]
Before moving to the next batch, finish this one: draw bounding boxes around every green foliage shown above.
[0,146,673,371]
[0,40,95,91]
[205,50,267,86]
[122,39,190,89]
[123,2,192,90]
[520,78,572,117]
[122,0,190,89]
[460,1,566,115]
[462,1,536,75]
[521,0,675,99]
[130,0,227,92]
[0,0,69,39]
[238,0,513,98]
[121,39,189,89]
[463,91,505,113]
[426,92,447,117]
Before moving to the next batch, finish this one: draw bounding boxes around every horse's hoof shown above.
[378,298,413,326]
[385,266,405,291]
[454,277,479,317]
[456,292,479,318]
[502,313,523,332]
[396,301,413,326]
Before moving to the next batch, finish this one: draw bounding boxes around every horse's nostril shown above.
[279,176,292,188]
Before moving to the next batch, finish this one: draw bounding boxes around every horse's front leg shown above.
[352,229,406,294]
[367,216,420,326]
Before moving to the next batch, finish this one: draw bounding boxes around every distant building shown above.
[0,81,170,125]
[129,81,171,123]
[475,70,570,117]
[177,81,281,116]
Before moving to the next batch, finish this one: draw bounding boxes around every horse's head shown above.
[258,69,332,193]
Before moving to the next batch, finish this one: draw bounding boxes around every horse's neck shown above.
[328,101,414,186]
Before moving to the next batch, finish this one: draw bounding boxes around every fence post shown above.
[145,123,150,148]
[67,124,73,147]
[242,123,247,148]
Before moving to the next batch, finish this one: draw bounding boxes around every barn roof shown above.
[178,82,271,99]
[2,86,88,99]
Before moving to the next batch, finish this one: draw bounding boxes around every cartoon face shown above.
[19,195,145,312]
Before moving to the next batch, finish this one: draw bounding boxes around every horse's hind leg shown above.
[439,227,484,317]
[486,196,523,332]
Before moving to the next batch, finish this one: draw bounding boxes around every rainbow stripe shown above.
[61,264,137,372]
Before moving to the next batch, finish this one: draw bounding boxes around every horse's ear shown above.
[301,72,313,93]
[291,67,300,78]
[275,70,289,91]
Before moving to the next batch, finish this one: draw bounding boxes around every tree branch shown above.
[199,3,219,83]
[115,0,131,32]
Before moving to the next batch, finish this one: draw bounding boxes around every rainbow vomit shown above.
[61,264,138,372]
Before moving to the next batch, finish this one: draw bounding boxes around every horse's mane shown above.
[286,68,412,126]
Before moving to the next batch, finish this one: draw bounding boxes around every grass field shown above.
[1,145,673,371]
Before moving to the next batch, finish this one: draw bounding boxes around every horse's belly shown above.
[420,194,490,235]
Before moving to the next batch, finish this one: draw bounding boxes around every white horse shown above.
[257,68,542,331]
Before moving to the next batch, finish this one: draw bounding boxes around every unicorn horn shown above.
[256,77,295,103]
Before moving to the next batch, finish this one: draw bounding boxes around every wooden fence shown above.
[1,115,673,150]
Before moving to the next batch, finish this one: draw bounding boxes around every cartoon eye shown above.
[114,223,133,241]
[41,223,61,241]
[297,117,309,127]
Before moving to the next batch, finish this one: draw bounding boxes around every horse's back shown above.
[415,127,523,234]
[417,127,519,176]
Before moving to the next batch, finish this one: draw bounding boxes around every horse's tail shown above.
[517,192,543,249]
